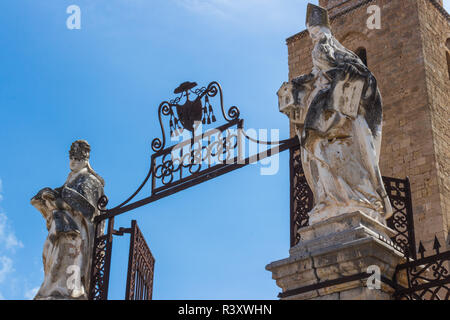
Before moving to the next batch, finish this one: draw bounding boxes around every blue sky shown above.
[0,0,449,300]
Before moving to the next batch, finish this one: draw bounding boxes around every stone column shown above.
[266,211,406,300]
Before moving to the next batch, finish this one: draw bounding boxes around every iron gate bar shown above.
[290,147,295,248]
[392,239,450,300]
[396,249,450,270]
[125,220,155,300]
[95,136,299,222]
[289,147,313,247]
[89,217,115,300]
[394,277,450,298]
[278,272,396,299]
[112,227,133,236]
[384,177,417,259]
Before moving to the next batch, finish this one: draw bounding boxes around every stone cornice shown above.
[427,0,450,22]
[286,0,449,45]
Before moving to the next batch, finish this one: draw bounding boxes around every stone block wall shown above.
[416,0,450,250]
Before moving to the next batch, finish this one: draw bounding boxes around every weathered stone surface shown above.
[289,211,395,255]
[31,140,105,300]
[278,2,392,225]
[268,4,414,299]
[287,0,450,251]
[266,211,406,300]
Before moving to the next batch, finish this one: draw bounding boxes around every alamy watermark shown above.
[366,265,381,290]
[169,123,281,176]
[66,5,81,30]
[66,265,84,296]
[367,5,381,30]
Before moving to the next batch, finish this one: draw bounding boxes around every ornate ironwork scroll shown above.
[151,119,243,195]
[151,81,240,153]
[88,80,299,300]
[125,220,155,300]
[89,218,114,300]
[96,81,243,217]
[289,145,416,254]
[383,177,416,258]
[290,147,313,247]
[394,238,450,300]
[96,81,298,222]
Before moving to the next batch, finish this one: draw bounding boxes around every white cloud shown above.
[0,178,28,300]
[175,0,230,17]
[173,0,305,27]
[0,214,23,252]
[24,287,39,300]
[0,256,13,284]
[0,179,23,252]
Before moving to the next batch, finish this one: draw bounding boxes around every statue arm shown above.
[292,73,314,87]
[31,188,58,217]
[283,67,319,127]
[61,187,96,221]
[291,66,319,88]
[334,52,370,81]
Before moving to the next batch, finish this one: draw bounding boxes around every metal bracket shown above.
[112,228,133,236]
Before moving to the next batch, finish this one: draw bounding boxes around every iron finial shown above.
[433,236,441,255]
[418,241,426,259]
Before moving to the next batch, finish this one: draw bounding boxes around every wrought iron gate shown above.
[89,219,155,300]
[89,218,114,300]
[125,220,155,300]
[88,80,449,300]
[393,238,450,300]
[89,80,297,300]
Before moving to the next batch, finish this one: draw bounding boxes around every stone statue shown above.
[31,140,105,300]
[278,3,392,225]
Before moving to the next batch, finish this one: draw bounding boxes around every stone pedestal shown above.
[266,211,406,300]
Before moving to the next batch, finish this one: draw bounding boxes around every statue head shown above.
[69,140,90,173]
[306,3,332,43]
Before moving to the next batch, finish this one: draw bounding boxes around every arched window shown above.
[447,38,450,80]
[355,47,368,67]
[446,50,450,80]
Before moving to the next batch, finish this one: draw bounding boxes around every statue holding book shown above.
[278,4,392,225]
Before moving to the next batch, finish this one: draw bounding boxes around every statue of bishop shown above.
[278,4,393,225]
[31,140,105,300]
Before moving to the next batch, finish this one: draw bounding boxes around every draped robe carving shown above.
[279,24,392,225]
[31,141,104,300]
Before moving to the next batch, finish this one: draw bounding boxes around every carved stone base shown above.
[266,211,406,300]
